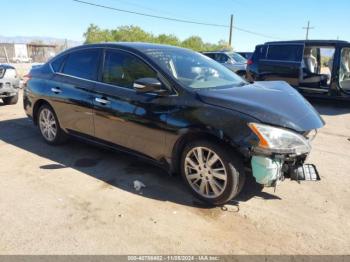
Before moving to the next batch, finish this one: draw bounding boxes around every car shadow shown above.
[308,98,350,116]
[0,117,280,209]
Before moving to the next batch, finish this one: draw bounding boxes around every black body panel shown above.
[197,81,325,132]
[23,42,325,172]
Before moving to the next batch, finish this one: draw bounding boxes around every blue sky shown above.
[1,0,350,51]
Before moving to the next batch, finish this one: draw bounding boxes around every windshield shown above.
[144,48,246,89]
[228,52,247,63]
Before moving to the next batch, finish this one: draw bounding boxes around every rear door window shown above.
[254,45,267,60]
[266,44,303,62]
[62,49,100,80]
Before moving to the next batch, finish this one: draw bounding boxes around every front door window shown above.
[102,50,157,89]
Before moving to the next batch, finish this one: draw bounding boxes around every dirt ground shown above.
[0,91,349,255]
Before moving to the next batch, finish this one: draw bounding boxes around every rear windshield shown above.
[228,52,247,63]
[266,45,303,62]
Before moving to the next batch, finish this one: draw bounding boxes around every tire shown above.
[236,71,247,78]
[37,104,68,145]
[2,93,18,105]
[180,140,245,206]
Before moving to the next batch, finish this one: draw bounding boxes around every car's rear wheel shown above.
[180,140,245,206]
[2,94,18,105]
[37,104,67,145]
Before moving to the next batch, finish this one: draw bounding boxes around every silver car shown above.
[203,51,247,77]
[0,64,19,105]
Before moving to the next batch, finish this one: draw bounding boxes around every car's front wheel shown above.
[37,104,67,145]
[181,140,245,206]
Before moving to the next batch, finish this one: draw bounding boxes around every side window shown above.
[211,53,220,61]
[215,54,229,63]
[339,48,350,93]
[102,50,157,89]
[62,49,100,80]
[267,45,303,62]
[204,53,215,59]
[51,55,66,72]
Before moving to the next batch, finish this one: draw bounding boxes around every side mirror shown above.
[133,78,163,93]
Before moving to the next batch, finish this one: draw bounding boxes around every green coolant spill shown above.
[251,156,283,186]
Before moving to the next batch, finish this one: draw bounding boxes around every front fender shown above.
[164,103,259,163]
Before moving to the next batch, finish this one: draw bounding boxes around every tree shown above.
[83,24,227,52]
[155,34,181,46]
[181,36,204,51]
[84,24,113,44]
[111,26,154,42]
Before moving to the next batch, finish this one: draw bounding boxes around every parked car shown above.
[237,52,253,59]
[24,43,324,205]
[0,64,19,105]
[203,51,247,77]
[247,40,350,100]
[12,55,32,63]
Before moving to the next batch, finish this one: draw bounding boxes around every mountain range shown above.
[0,35,82,47]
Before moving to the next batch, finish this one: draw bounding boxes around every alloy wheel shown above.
[184,147,228,198]
[39,108,57,142]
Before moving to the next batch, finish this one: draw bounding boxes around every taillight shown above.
[247,59,253,65]
[22,73,32,87]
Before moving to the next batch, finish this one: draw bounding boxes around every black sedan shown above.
[23,43,324,205]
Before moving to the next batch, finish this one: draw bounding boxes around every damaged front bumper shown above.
[251,153,320,188]
[247,123,321,187]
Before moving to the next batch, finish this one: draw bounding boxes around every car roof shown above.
[264,40,350,46]
[203,51,234,54]
[66,42,188,53]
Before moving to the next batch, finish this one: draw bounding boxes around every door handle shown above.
[51,87,62,94]
[95,97,110,105]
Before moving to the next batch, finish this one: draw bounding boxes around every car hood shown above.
[196,81,325,132]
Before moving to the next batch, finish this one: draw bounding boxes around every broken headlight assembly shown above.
[248,123,312,156]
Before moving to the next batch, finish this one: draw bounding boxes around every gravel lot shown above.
[0,91,349,255]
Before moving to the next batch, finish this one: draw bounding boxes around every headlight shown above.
[304,129,318,141]
[248,123,311,155]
